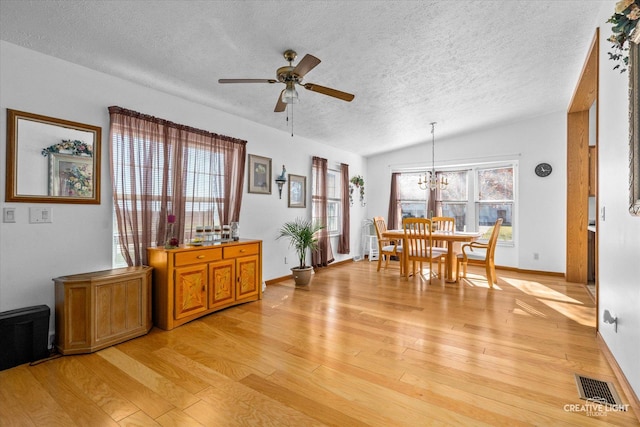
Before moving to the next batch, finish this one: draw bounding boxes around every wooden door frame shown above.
[566,29,598,306]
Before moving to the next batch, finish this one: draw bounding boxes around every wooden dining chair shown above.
[402,217,447,283]
[456,218,503,287]
[373,216,403,274]
[431,216,455,277]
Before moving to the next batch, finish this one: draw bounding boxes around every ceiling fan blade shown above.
[292,54,321,79]
[218,79,278,84]
[274,90,286,112]
[303,83,355,102]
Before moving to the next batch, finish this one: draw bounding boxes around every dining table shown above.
[381,229,482,282]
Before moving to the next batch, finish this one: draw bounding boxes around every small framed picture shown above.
[248,154,272,194]
[288,174,306,208]
[48,153,94,197]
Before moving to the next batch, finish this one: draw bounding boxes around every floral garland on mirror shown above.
[608,0,640,72]
[41,139,93,157]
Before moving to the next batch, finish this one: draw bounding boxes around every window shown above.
[112,140,228,267]
[314,168,342,235]
[394,163,516,243]
[476,166,514,242]
[440,170,468,231]
[398,172,428,219]
[109,106,245,267]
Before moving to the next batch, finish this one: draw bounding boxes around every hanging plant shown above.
[349,175,365,206]
[607,0,640,72]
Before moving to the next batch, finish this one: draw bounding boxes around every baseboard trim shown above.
[464,260,565,278]
[265,258,354,286]
[498,265,565,277]
[596,332,640,421]
[266,259,563,284]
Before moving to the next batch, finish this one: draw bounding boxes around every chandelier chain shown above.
[417,122,448,190]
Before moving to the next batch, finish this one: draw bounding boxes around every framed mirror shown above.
[630,31,640,216]
[6,109,101,204]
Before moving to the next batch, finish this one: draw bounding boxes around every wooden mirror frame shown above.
[5,109,101,204]
[630,30,640,216]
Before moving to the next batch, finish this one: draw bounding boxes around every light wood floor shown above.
[1,261,639,426]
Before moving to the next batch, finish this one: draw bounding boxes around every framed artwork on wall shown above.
[48,153,94,197]
[248,154,272,194]
[288,174,306,208]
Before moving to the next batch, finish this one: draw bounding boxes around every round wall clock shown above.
[535,162,552,177]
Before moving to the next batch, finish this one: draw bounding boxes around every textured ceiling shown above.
[0,0,608,156]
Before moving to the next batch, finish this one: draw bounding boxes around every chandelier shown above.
[417,122,448,190]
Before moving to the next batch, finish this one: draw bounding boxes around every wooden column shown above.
[566,29,598,284]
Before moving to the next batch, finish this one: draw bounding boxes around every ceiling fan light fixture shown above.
[282,82,299,104]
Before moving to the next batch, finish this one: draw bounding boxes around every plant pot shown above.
[291,266,313,286]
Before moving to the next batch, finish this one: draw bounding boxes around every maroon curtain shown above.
[109,106,246,266]
[338,163,350,254]
[388,172,401,229]
[311,156,334,267]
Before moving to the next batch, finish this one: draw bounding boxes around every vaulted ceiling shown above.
[0,1,609,156]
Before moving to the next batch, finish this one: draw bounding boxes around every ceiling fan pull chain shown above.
[286,106,290,132]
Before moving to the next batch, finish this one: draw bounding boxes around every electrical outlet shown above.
[284,257,288,264]
[533,252,539,260]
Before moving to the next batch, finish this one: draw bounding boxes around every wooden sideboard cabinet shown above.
[53,266,153,355]
[147,239,262,330]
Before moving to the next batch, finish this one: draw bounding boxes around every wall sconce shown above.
[275,165,287,199]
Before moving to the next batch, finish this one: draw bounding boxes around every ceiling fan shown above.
[218,49,355,112]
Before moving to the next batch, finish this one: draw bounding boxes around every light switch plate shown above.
[3,208,16,223]
[29,207,52,223]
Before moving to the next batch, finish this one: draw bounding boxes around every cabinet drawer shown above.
[224,243,259,259]
[174,248,222,266]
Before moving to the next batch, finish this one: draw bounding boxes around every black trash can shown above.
[0,305,50,371]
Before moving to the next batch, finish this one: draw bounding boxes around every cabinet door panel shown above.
[236,255,259,300]
[66,285,90,346]
[175,265,208,319]
[124,278,144,328]
[95,278,144,342]
[209,260,235,309]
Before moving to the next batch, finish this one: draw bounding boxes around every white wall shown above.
[0,41,367,334]
[366,113,567,273]
[595,4,640,397]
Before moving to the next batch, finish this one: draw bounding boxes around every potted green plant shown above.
[277,217,324,286]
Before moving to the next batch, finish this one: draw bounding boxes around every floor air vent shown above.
[574,374,625,407]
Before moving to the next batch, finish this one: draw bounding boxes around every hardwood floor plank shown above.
[309,363,493,426]
[155,408,205,427]
[97,347,199,410]
[116,339,211,395]
[117,409,161,426]
[187,388,325,427]
[49,356,139,421]
[240,373,370,427]
[76,352,176,419]
[0,365,71,426]
[262,367,414,426]
[28,360,120,426]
